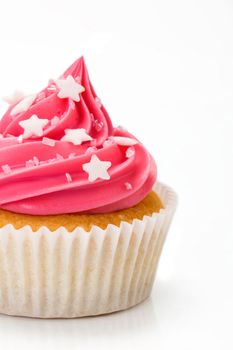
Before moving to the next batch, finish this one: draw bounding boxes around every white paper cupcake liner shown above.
[0,182,177,318]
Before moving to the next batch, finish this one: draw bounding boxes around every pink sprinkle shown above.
[103,139,114,148]
[95,97,102,108]
[48,158,56,163]
[47,85,56,91]
[51,116,60,126]
[26,160,35,168]
[68,153,76,159]
[56,153,64,160]
[125,182,133,190]
[42,137,55,147]
[65,172,72,183]
[2,164,11,174]
[18,135,23,143]
[85,146,97,154]
[33,156,40,166]
[126,147,135,158]
[93,119,104,132]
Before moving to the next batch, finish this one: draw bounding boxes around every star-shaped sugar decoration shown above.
[55,75,85,102]
[82,154,111,182]
[10,94,36,116]
[61,128,92,145]
[19,115,49,139]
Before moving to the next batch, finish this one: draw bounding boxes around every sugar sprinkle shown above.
[65,172,72,183]
[103,139,114,148]
[56,153,64,160]
[95,97,102,108]
[126,146,135,158]
[85,146,97,154]
[2,164,11,174]
[26,160,35,168]
[51,116,60,126]
[110,136,138,146]
[42,137,56,147]
[124,182,133,190]
[68,153,76,159]
[17,135,23,143]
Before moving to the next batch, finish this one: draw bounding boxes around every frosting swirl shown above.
[0,57,157,215]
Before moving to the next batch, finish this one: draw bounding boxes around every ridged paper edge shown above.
[0,182,177,318]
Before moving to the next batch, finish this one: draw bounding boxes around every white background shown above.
[0,0,232,349]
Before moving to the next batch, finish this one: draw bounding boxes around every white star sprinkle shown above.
[10,94,37,116]
[61,128,92,145]
[82,154,111,182]
[110,136,138,146]
[55,75,85,102]
[19,115,49,139]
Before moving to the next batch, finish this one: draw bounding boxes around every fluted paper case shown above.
[0,182,177,318]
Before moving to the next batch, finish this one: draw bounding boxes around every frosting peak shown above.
[0,57,157,215]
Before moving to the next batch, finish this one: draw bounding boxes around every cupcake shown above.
[0,57,177,318]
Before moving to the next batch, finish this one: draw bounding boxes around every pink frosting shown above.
[0,57,157,215]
